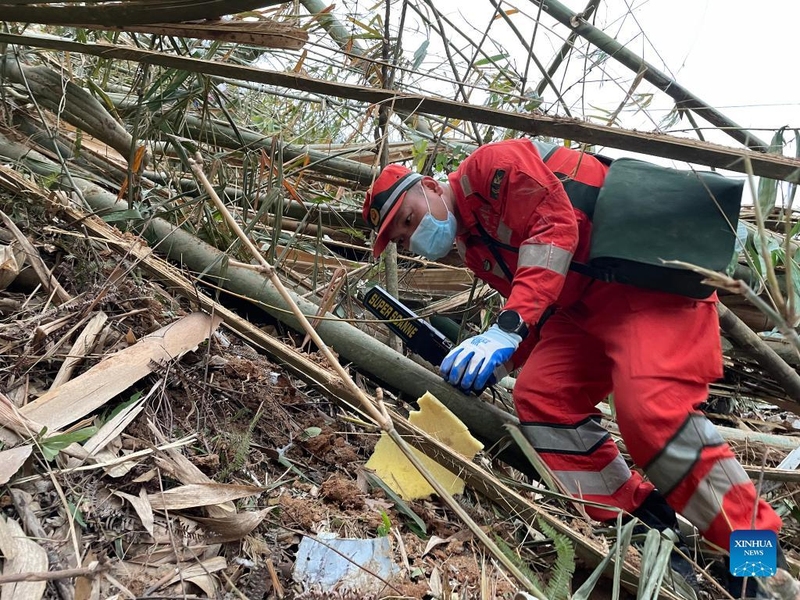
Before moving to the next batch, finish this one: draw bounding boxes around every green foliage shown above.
[40,426,98,461]
[41,171,59,190]
[636,529,674,600]
[521,90,543,112]
[726,221,749,276]
[96,391,143,431]
[68,500,87,528]
[757,127,787,217]
[743,223,800,310]
[474,53,510,67]
[412,39,430,70]
[411,138,429,172]
[300,426,322,441]
[339,227,367,241]
[107,391,143,421]
[493,534,542,590]
[659,105,682,130]
[790,130,800,206]
[573,519,635,600]
[537,517,576,600]
[102,208,143,223]
[376,511,392,537]
[430,145,469,176]
[364,471,427,538]
[218,407,263,481]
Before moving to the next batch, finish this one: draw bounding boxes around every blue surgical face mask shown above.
[409,187,457,260]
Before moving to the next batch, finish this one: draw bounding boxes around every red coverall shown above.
[448,138,781,550]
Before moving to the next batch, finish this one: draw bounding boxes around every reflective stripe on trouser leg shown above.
[522,417,609,455]
[643,413,755,541]
[644,413,725,495]
[680,458,750,532]
[521,419,636,517]
[552,454,632,496]
[660,443,782,550]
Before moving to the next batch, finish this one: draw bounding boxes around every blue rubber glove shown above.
[440,325,521,393]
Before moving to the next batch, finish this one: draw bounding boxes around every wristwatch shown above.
[496,309,529,340]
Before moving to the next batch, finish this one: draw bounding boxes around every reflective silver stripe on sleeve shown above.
[460,174,473,196]
[518,243,573,275]
[552,454,631,496]
[521,419,610,455]
[379,173,423,221]
[496,220,513,245]
[645,414,725,496]
[681,458,750,532]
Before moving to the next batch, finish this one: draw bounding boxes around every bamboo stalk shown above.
[0,0,290,26]
[526,0,769,150]
[666,259,800,359]
[534,0,601,97]
[0,210,72,305]
[3,32,799,183]
[187,155,546,598]
[718,304,800,404]
[487,0,572,117]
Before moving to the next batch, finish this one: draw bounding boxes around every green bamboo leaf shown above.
[757,127,787,217]
[726,220,749,276]
[300,426,322,440]
[637,529,662,599]
[364,471,427,537]
[612,513,634,600]
[473,53,509,67]
[86,78,117,113]
[412,39,430,70]
[41,426,98,461]
[573,520,635,600]
[67,500,87,528]
[788,129,800,206]
[101,209,142,223]
[637,530,674,600]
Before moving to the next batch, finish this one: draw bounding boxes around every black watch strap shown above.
[496,309,529,340]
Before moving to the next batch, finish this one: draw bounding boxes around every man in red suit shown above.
[363,138,784,596]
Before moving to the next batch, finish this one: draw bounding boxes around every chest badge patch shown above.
[490,169,506,199]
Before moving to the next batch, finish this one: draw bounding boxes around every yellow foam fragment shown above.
[365,392,484,500]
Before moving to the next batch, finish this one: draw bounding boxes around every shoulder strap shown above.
[568,261,615,282]
[473,218,515,281]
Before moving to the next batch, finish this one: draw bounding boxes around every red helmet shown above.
[362,165,422,257]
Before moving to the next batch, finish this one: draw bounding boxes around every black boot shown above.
[631,490,700,591]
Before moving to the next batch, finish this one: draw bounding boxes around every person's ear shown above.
[420,176,444,196]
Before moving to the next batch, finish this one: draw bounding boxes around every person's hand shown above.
[439,325,520,393]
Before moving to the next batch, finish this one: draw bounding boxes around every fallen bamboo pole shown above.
[534,0,601,97]
[187,154,547,598]
[0,135,522,462]
[0,0,291,26]
[1,32,799,182]
[718,304,800,405]
[3,137,800,453]
[526,0,768,150]
[0,162,738,599]
[181,115,375,186]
